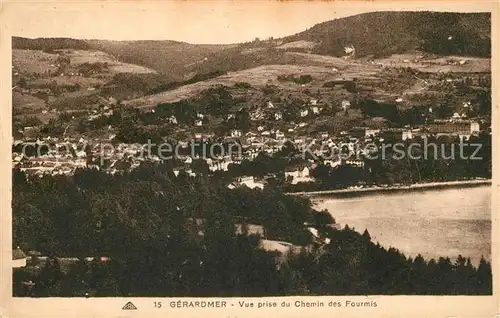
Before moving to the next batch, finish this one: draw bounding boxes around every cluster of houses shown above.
[248,98,349,125]
[13,90,485,189]
[12,138,88,177]
[13,118,484,184]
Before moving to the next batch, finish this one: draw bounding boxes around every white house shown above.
[233,176,265,190]
[299,109,309,117]
[230,129,242,138]
[285,167,313,184]
[267,101,274,108]
[235,223,265,236]
[274,112,283,120]
[275,130,285,139]
[470,121,480,135]
[310,99,318,106]
[12,247,27,268]
[168,115,178,124]
[341,100,351,110]
[319,131,329,139]
[311,106,320,114]
[195,120,203,126]
[344,45,355,55]
[402,129,417,141]
[186,169,196,177]
[365,129,380,137]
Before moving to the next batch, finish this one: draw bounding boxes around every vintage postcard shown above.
[0,0,498,317]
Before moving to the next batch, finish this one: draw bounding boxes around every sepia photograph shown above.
[1,1,498,317]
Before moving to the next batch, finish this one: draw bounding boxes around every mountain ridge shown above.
[284,11,490,58]
[12,11,491,60]
[11,11,491,121]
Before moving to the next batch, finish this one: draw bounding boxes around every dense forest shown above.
[286,12,491,57]
[12,37,91,52]
[13,166,492,296]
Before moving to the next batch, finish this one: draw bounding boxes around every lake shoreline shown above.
[286,179,492,200]
[312,184,491,266]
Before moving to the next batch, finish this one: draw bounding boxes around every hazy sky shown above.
[3,1,494,44]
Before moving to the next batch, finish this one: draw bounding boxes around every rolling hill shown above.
[86,40,236,81]
[12,11,491,85]
[284,11,491,58]
[12,11,491,123]
[155,11,492,89]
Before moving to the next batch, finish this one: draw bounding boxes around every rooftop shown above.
[13,247,27,260]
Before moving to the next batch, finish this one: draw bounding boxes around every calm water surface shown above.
[313,186,491,265]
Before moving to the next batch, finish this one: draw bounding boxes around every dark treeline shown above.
[13,166,492,296]
[155,85,236,119]
[147,71,227,95]
[277,74,313,85]
[12,37,91,52]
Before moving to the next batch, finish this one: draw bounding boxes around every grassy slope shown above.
[124,52,490,108]
[86,40,236,81]
[12,12,491,114]
[12,47,160,113]
[175,11,491,85]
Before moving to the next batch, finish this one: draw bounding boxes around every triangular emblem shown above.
[122,301,137,310]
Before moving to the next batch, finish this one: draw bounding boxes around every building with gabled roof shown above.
[12,247,27,268]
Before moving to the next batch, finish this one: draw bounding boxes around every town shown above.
[13,96,490,191]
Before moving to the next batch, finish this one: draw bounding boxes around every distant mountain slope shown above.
[86,40,236,80]
[284,11,491,58]
[183,11,491,82]
[12,11,491,103]
[13,37,91,51]
[12,37,235,81]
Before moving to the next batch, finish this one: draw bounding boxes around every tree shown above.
[312,210,335,228]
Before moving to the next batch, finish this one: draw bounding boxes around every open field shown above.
[12,49,59,74]
[123,64,345,108]
[65,50,157,74]
[12,91,47,114]
[12,48,164,115]
[277,40,317,50]
[123,52,490,109]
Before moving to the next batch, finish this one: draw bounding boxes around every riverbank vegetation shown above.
[12,167,492,296]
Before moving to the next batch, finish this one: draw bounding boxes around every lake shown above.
[313,186,491,266]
